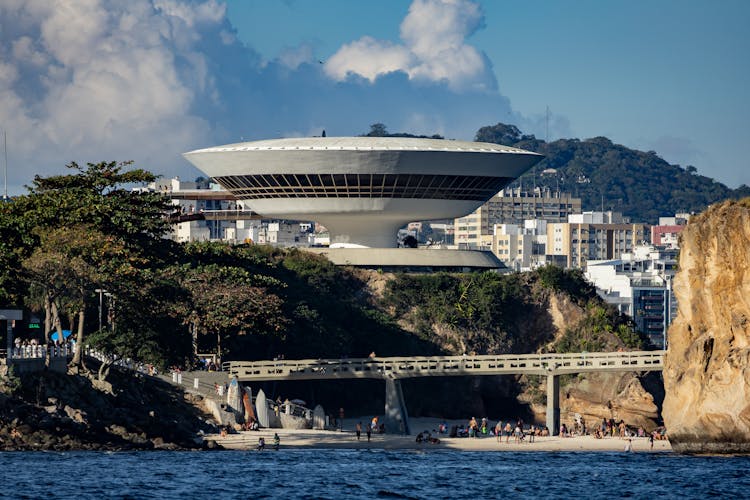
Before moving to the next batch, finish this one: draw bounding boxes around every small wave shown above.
[376,490,419,499]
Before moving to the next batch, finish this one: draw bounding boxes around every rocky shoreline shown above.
[0,365,217,451]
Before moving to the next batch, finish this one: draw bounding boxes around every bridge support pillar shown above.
[384,377,410,435]
[546,373,559,436]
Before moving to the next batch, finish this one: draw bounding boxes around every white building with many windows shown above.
[585,245,678,348]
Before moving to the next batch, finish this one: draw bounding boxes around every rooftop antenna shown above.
[545,105,550,142]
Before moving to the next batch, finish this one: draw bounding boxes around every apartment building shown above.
[455,188,582,249]
[547,212,648,269]
[650,214,690,247]
[586,245,678,348]
[491,220,548,271]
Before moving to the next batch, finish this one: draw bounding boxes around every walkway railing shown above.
[6,344,74,360]
[224,350,665,381]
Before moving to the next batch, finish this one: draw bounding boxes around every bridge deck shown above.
[225,350,664,382]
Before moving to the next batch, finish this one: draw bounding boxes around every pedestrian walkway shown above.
[158,370,230,402]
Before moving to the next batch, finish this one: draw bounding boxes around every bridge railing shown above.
[224,350,664,380]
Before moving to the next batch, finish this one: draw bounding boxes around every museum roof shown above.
[185,137,540,156]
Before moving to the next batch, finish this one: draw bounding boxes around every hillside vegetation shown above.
[475,123,750,223]
[381,265,647,356]
[0,161,650,376]
[0,161,662,422]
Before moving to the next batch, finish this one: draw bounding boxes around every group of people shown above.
[354,421,372,442]
[256,433,280,451]
[213,382,229,396]
[11,337,74,358]
[198,358,220,371]
[353,417,386,441]
[243,417,260,431]
[449,417,547,443]
[415,430,440,444]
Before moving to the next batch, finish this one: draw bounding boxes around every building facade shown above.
[650,214,690,247]
[455,188,581,250]
[491,220,549,271]
[586,245,678,348]
[547,212,648,269]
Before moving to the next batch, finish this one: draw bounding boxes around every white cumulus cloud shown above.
[0,0,224,190]
[0,0,523,195]
[325,0,495,92]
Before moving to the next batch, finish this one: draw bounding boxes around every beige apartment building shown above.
[491,220,549,271]
[490,212,648,270]
[547,215,648,269]
[455,188,581,249]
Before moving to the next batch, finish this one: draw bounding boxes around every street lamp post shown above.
[3,129,7,201]
[95,288,107,332]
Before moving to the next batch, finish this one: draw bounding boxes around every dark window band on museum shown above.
[215,174,514,201]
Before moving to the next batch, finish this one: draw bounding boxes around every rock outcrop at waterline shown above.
[0,365,216,451]
[559,372,661,431]
[663,199,750,453]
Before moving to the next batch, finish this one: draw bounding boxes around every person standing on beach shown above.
[366,425,372,442]
[356,422,362,440]
[504,422,512,443]
[624,438,633,452]
[495,421,503,443]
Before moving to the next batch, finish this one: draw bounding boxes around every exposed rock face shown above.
[559,372,661,431]
[663,199,750,453]
[0,367,216,451]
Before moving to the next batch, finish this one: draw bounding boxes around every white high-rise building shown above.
[586,245,678,348]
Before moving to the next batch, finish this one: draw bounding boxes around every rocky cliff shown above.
[663,198,750,453]
[556,372,661,431]
[0,364,216,451]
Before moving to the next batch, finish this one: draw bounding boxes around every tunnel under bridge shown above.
[223,350,665,436]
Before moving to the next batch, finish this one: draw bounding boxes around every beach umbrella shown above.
[50,330,72,342]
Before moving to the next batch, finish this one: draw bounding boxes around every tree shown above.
[2,161,172,299]
[366,123,388,137]
[165,263,288,362]
[22,225,140,371]
[21,161,172,251]
[475,123,522,146]
[3,161,176,377]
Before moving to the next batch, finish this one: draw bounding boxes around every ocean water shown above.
[1,450,748,499]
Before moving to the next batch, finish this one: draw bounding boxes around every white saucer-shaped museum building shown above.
[184,137,542,252]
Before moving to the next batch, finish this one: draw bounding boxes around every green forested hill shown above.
[475,123,750,223]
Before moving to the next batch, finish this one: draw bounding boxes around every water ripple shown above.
[1,450,750,499]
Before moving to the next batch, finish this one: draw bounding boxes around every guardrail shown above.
[6,344,74,359]
[224,350,665,381]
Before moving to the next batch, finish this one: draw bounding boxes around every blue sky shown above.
[1,0,748,195]
[226,0,750,187]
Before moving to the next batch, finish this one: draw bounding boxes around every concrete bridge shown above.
[224,350,665,436]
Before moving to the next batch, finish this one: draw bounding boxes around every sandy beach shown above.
[206,417,672,453]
